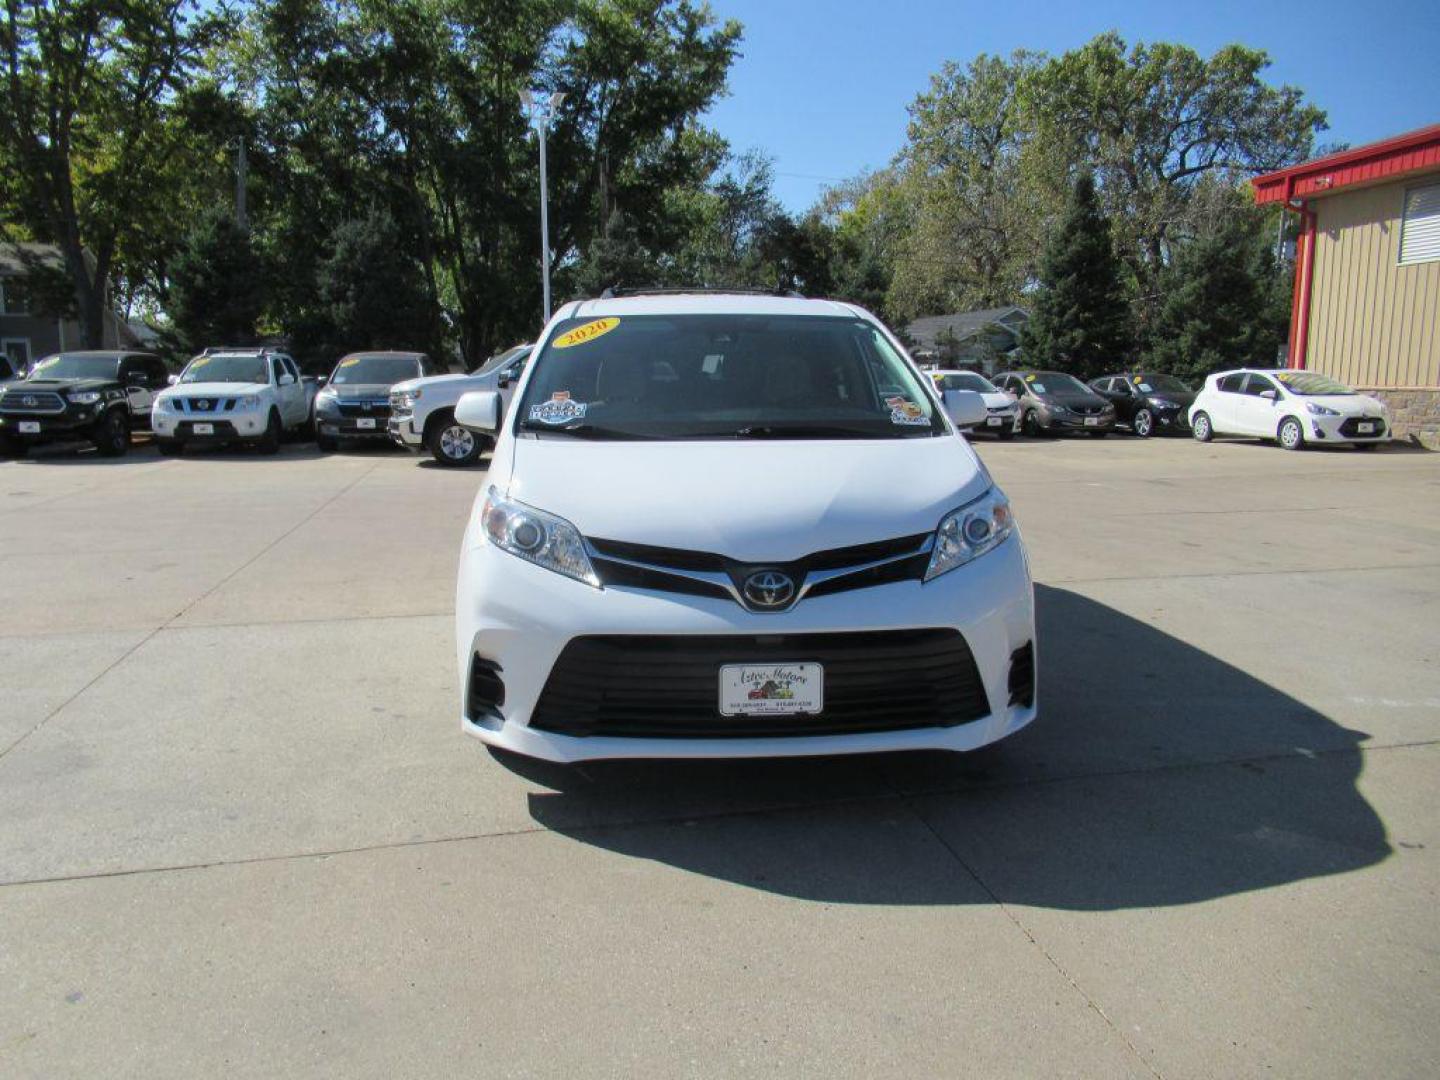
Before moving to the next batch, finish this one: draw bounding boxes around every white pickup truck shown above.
[152,348,316,455]
[388,344,531,466]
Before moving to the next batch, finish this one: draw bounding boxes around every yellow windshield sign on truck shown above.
[553,318,620,349]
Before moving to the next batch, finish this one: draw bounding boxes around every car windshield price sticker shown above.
[719,663,824,717]
[528,394,588,425]
[552,318,620,349]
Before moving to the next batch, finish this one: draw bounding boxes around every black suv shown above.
[0,350,168,458]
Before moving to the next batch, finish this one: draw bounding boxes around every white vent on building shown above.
[1399,181,1440,265]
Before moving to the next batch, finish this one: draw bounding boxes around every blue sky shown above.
[702,0,1440,212]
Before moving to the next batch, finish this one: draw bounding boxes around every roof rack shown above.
[200,345,274,356]
[597,285,806,300]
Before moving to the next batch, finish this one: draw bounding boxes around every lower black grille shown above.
[338,401,391,419]
[1339,417,1385,437]
[467,657,505,720]
[530,629,990,739]
[1008,641,1035,707]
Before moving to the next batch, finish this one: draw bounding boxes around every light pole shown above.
[520,89,566,324]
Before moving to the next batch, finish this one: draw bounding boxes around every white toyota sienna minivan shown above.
[452,292,1036,762]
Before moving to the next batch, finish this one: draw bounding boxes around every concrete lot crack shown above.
[901,794,1166,1080]
[0,462,382,765]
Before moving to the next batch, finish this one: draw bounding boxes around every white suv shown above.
[1190,369,1389,450]
[449,292,1035,763]
[152,349,315,455]
[388,345,531,466]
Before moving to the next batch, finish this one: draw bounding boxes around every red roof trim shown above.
[1252,123,1440,204]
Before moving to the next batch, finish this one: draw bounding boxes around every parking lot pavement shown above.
[1,436,1437,1078]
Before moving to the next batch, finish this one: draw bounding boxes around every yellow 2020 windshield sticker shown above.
[552,318,620,349]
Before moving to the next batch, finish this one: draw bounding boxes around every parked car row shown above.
[0,341,1397,462]
[930,366,1390,451]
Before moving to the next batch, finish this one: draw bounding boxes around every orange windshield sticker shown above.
[552,318,620,349]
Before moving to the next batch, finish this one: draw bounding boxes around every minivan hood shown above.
[505,436,990,561]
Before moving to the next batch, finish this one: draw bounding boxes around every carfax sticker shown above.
[888,399,929,426]
[528,394,588,425]
[552,318,620,349]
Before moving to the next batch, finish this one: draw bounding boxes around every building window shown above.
[0,279,30,315]
[1399,181,1440,265]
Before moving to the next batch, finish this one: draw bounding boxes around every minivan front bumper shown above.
[455,530,1037,762]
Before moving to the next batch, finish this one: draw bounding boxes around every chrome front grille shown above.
[0,391,65,414]
[179,397,234,414]
[586,532,934,612]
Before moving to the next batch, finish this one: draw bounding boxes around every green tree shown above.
[1021,172,1131,379]
[1146,195,1290,379]
[0,0,231,346]
[314,211,443,359]
[886,51,1050,321]
[1027,34,1325,336]
[167,208,268,350]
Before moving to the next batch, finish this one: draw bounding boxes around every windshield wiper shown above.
[722,424,902,439]
[520,423,658,440]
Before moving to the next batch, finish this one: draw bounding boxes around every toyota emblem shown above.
[196,399,210,411]
[22,395,37,407]
[742,570,796,610]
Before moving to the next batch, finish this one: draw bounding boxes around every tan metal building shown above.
[1253,125,1440,445]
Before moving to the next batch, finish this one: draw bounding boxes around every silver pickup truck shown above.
[388,344,530,466]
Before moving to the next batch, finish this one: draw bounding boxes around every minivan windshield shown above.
[1274,372,1354,396]
[516,314,943,440]
[180,354,268,384]
[331,354,422,385]
[933,372,998,393]
[27,354,120,380]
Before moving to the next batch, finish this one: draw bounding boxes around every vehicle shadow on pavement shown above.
[513,584,1390,909]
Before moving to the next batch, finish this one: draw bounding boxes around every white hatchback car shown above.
[929,369,1018,438]
[450,292,1037,763]
[1190,369,1390,450]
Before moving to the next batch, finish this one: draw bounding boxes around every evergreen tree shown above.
[1146,206,1289,380]
[1021,172,1132,378]
[167,207,267,351]
[314,211,442,359]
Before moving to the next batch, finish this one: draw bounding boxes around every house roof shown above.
[0,242,67,276]
[1252,123,1440,205]
[905,306,1029,350]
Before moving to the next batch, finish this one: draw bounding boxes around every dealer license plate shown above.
[18,421,40,434]
[1084,416,1099,427]
[356,418,377,429]
[1357,422,1375,434]
[719,663,823,717]
[986,416,1002,427]
[193,423,214,435]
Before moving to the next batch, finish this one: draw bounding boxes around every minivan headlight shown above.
[924,488,1014,582]
[481,487,599,587]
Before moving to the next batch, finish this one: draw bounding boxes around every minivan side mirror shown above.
[942,388,988,429]
[455,390,501,433]
[167,374,179,386]
[316,374,328,386]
